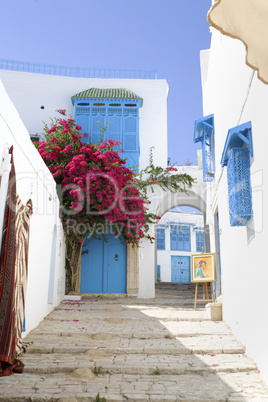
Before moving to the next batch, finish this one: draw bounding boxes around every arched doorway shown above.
[154,187,210,292]
[156,206,205,285]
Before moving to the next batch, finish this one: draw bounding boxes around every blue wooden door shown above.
[105,244,126,293]
[180,257,190,282]
[81,234,127,293]
[171,256,190,283]
[171,256,180,282]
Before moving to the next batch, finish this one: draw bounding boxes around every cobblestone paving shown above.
[1,283,268,401]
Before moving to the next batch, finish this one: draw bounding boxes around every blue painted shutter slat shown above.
[157,228,165,250]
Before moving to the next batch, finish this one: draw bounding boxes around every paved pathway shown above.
[1,283,268,401]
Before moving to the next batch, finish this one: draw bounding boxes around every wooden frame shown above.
[191,253,216,283]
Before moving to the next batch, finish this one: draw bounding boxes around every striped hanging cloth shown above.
[0,146,32,376]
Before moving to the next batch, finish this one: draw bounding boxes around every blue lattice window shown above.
[170,225,191,251]
[221,122,253,227]
[193,114,215,182]
[196,230,205,252]
[157,228,165,250]
[227,148,253,226]
[72,91,142,170]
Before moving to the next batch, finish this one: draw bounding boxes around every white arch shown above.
[138,166,209,298]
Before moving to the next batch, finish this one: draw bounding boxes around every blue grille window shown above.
[193,114,215,182]
[157,228,165,250]
[170,225,191,251]
[221,121,253,227]
[73,95,142,171]
[227,148,253,226]
[196,230,205,252]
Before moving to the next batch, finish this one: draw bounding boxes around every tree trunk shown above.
[65,235,83,294]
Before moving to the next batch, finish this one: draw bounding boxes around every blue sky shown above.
[0,0,212,166]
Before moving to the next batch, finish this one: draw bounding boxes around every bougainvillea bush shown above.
[36,110,194,291]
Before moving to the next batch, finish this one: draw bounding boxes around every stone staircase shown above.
[1,283,268,401]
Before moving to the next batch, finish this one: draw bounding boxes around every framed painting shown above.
[191,253,216,282]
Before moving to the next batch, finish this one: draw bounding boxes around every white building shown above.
[0,80,66,337]
[157,210,205,283]
[0,65,208,304]
[196,4,268,383]
[0,67,172,300]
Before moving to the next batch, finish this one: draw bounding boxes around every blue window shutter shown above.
[196,230,205,252]
[73,95,141,170]
[227,147,253,226]
[123,108,139,170]
[157,228,165,250]
[170,225,191,251]
[75,114,89,143]
[193,115,215,182]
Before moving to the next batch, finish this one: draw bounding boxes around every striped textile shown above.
[0,147,32,376]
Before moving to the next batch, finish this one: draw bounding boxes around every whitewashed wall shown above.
[0,80,66,337]
[138,166,207,298]
[0,71,169,170]
[201,30,268,383]
[157,211,204,282]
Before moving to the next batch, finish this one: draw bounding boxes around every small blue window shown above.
[193,114,215,182]
[170,225,191,251]
[196,230,205,252]
[157,228,165,250]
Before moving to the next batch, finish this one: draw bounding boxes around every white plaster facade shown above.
[157,211,204,283]
[0,69,208,302]
[200,28,268,383]
[0,80,66,337]
[0,71,169,170]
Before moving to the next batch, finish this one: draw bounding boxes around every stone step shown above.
[0,371,267,401]
[24,334,245,355]
[29,319,230,338]
[47,314,211,322]
[19,350,257,375]
[20,352,257,375]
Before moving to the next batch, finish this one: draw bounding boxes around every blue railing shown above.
[0,59,157,80]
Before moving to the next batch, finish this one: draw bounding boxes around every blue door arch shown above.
[81,233,127,293]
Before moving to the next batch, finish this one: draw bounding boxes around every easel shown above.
[193,247,215,310]
[194,281,215,310]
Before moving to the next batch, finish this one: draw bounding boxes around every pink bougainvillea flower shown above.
[76,125,82,130]
[166,166,178,171]
[57,109,66,115]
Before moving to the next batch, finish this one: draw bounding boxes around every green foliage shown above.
[136,147,195,199]
[95,393,107,402]
[93,366,105,376]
